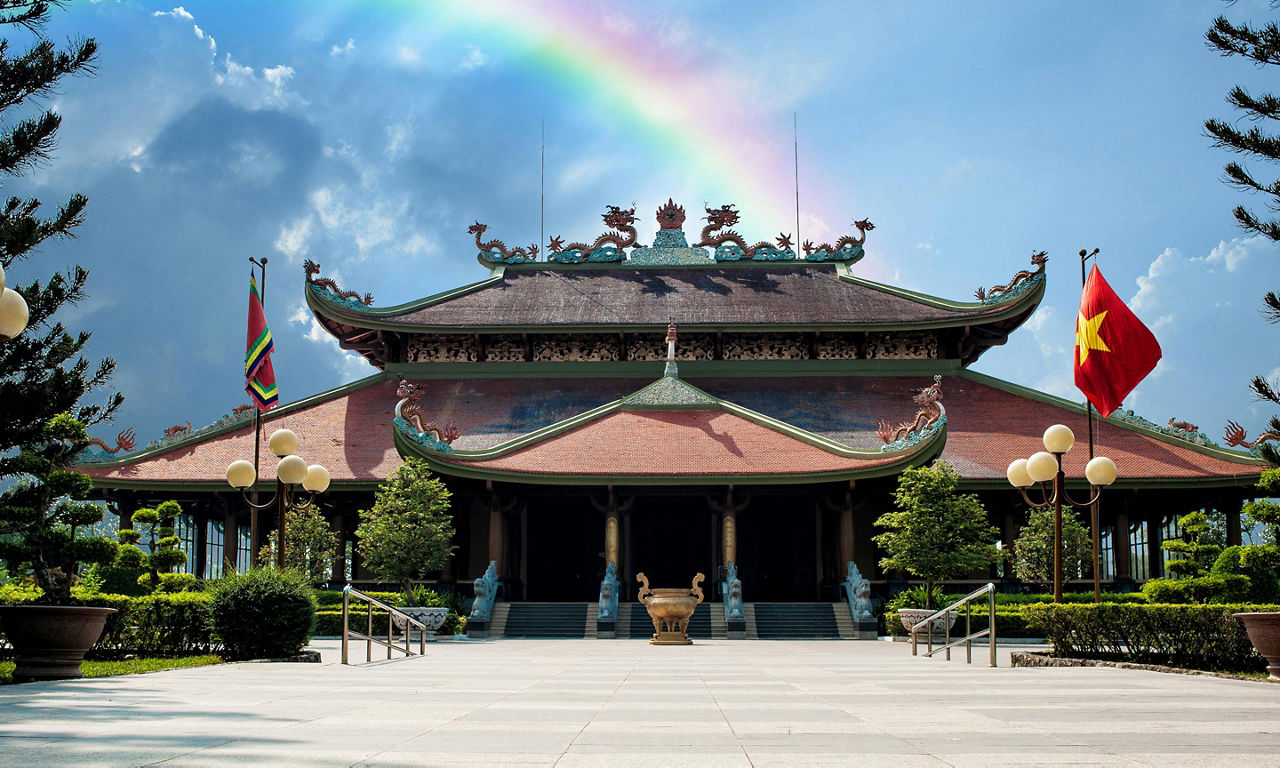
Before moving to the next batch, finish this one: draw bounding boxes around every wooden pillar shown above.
[721,486,737,565]
[519,504,528,601]
[839,484,855,567]
[1114,505,1132,582]
[222,496,238,575]
[1002,512,1018,577]
[622,506,632,593]
[330,508,345,585]
[194,506,208,580]
[486,482,504,578]
[1226,499,1243,547]
[604,487,620,567]
[813,503,823,595]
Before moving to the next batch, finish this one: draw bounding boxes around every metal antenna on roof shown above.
[794,112,801,254]
[540,117,545,261]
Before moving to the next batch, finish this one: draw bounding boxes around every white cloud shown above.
[154,7,194,20]
[914,237,940,257]
[395,45,423,69]
[1130,246,1181,313]
[386,118,413,159]
[331,38,356,57]
[193,24,204,39]
[557,158,612,194]
[290,309,373,379]
[1197,235,1276,273]
[458,45,487,72]
[309,186,407,261]
[274,216,314,260]
[214,55,305,110]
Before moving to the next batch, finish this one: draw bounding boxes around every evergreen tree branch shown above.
[1207,15,1280,67]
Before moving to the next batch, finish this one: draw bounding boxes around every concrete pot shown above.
[1234,612,1280,679]
[393,607,449,632]
[898,608,958,638]
[0,605,116,681]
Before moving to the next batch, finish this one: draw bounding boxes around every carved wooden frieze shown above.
[406,335,478,363]
[485,335,526,363]
[864,332,938,360]
[532,335,620,362]
[815,333,861,360]
[628,333,716,361]
[721,333,807,361]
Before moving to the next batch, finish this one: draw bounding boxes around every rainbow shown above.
[411,0,833,241]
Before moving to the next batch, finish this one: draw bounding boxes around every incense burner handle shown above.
[636,572,651,605]
[691,572,705,605]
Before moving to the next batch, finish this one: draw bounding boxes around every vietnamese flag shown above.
[1074,265,1161,419]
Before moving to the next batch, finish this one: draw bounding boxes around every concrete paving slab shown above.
[0,638,1279,765]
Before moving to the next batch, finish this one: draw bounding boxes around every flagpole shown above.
[249,256,267,566]
[1080,247,1101,603]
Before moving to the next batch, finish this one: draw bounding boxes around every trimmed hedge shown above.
[314,590,404,609]
[209,569,316,661]
[886,609,1034,638]
[314,608,466,636]
[1022,602,1280,673]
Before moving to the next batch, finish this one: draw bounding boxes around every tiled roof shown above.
[430,410,904,478]
[79,373,1261,487]
[311,265,1034,329]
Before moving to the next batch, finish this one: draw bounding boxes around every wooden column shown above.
[222,495,238,575]
[487,484,505,578]
[839,484,855,567]
[604,487,620,568]
[1114,506,1132,582]
[1226,499,1243,547]
[194,506,208,580]
[721,486,737,565]
[1002,512,1018,577]
[330,508,345,584]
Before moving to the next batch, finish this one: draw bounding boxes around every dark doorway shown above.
[735,496,820,601]
[628,496,714,595]
[524,497,601,601]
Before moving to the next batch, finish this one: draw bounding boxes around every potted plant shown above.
[0,416,121,680]
[355,459,455,630]
[874,461,999,636]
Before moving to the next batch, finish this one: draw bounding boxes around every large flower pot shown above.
[1234,612,1280,679]
[392,607,449,634]
[0,605,116,682]
[898,608,958,638]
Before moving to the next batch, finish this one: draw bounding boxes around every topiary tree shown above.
[258,503,338,586]
[209,568,315,660]
[355,459,454,605]
[115,500,188,592]
[1013,504,1092,584]
[1161,510,1222,579]
[873,460,999,609]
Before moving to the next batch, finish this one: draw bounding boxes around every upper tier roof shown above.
[307,263,1042,332]
[77,371,1263,491]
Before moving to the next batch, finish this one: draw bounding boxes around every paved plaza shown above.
[0,638,1278,766]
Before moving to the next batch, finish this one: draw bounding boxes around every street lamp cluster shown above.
[0,263,30,342]
[225,428,330,568]
[1006,424,1118,603]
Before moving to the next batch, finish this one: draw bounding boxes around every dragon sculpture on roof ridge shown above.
[802,218,874,262]
[304,260,373,305]
[395,378,458,449]
[975,251,1047,303]
[86,428,136,455]
[1224,419,1280,451]
[695,203,795,261]
[548,204,640,263]
[877,375,946,450]
[469,222,538,265]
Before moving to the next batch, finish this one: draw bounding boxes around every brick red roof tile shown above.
[80,373,1260,487]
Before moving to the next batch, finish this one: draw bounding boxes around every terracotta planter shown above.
[898,608,958,637]
[1234,611,1280,679]
[0,605,116,682]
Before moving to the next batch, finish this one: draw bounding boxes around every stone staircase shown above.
[501,603,587,638]
[488,602,510,636]
[751,603,842,639]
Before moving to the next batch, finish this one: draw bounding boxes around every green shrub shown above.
[209,569,316,660]
[93,563,149,596]
[313,607,465,636]
[313,589,404,608]
[1022,602,1279,672]
[994,592,1147,606]
[885,586,948,613]
[1212,545,1280,603]
[1141,574,1251,604]
[886,608,1034,638]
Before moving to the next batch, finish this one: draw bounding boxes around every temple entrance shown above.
[524,498,601,601]
[627,496,714,598]
[735,499,821,602]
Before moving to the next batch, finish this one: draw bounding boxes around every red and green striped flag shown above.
[245,275,278,410]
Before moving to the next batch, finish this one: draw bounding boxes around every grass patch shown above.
[0,655,223,684]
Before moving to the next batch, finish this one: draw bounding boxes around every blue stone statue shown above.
[598,562,620,622]
[723,561,745,622]
[469,560,499,622]
[842,561,872,618]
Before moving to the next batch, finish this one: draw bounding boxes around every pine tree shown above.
[1206,15,1280,465]
[0,2,122,605]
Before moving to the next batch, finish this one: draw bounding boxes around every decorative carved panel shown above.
[531,335,620,362]
[864,332,938,360]
[628,333,716,361]
[485,335,526,363]
[815,333,861,360]
[406,335,478,363]
[721,333,808,361]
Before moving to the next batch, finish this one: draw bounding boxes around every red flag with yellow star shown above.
[1074,264,1161,418]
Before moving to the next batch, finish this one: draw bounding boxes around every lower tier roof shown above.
[77,371,1264,490]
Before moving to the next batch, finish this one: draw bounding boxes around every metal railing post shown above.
[341,585,350,664]
[909,583,999,667]
[989,584,998,668]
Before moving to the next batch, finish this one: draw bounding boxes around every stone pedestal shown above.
[466,619,489,638]
[727,618,746,640]
[596,620,616,639]
[852,616,878,640]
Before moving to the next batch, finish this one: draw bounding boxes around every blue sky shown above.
[11,1,1280,451]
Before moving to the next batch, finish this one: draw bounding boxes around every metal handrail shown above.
[909,582,997,667]
[341,584,428,665]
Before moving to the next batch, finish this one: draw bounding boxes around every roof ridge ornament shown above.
[877,375,946,451]
[547,204,639,263]
[665,321,678,377]
[394,377,459,452]
[695,203,796,262]
[304,260,374,306]
[470,222,538,265]
[976,250,1047,304]
[802,218,874,263]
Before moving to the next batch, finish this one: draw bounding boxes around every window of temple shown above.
[236,525,252,573]
[1130,520,1150,581]
[205,520,224,580]
[175,513,197,574]
[343,540,354,581]
[1099,526,1115,581]
[1159,515,1183,578]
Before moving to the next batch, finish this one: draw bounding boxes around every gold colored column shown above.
[605,510,620,566]
[722,487,737,564]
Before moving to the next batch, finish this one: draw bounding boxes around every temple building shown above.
[78,200,1265,634]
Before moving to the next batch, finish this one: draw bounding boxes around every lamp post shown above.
[1006,424,1118,603]
[225,428,330,569]
[0,263,29,342]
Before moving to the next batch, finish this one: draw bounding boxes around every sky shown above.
[8,0,1280,453]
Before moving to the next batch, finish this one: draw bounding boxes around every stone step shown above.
[502,603,587,638]
[752,603,841,639]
